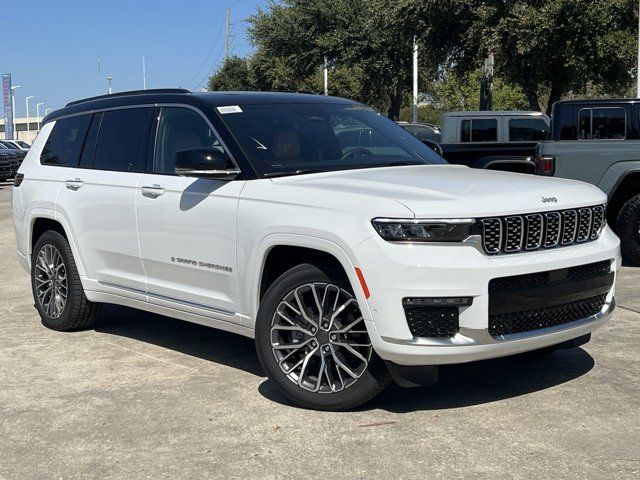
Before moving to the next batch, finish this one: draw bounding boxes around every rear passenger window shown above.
[40,114,91,166]
[460,119,497,142]
[93,108,153,172]
[509,118,549,141]
[578,108,626,140]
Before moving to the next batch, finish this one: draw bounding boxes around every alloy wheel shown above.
[270,282,372,393]
[35,244,67,319]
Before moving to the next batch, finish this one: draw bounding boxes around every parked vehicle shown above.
[398,122,442,143]
[0,152,12,182]
[439,111,550,174]
[535,98,640,265]
[0,140,27,169]
[13,90,619,410]
[0,146,20,180]
[0,139,30,151]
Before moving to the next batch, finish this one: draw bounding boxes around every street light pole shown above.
[323,57,329,95]
[45,108,52,116]
[107,76,113,94]
[10,85,20,140]
[36,103,44,131]
[25,96,34,142]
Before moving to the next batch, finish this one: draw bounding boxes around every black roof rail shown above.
[65,88,191,107]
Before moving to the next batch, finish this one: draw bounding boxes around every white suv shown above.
[12,89,620,410]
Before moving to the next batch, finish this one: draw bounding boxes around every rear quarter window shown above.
[40,114,92,167]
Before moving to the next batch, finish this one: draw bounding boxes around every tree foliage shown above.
[208,0,639,118]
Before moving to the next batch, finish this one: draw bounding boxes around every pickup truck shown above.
[535,98,640,264]
[438,111,550,174]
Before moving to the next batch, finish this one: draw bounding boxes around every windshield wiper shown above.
[264,169,326,178]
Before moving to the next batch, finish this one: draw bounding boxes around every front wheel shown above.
[615,194,640,266]
[255,263,390,411]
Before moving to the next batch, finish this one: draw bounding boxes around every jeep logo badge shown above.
[541,196,558,203]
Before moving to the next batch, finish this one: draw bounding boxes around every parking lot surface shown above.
[0,183,638,479]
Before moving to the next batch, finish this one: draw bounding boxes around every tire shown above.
[255,263,391,411]
[615,193,640,266]
[31,230,102,331]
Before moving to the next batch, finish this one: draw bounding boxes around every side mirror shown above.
[175,148,240,179]
[422,139,444,157]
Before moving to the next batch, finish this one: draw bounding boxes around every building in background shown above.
[0,117,43,143]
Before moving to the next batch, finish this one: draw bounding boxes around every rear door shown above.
[55,107,154,293]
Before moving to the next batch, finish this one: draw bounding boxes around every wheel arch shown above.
[245,234,371,329]
[606,169,640,226]
[28,210,86,277]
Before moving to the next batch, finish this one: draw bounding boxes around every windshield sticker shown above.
[217,105,243,114]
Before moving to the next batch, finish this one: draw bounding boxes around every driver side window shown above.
[154,107,223,174]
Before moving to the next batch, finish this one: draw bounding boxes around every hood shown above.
[269,165,607,218]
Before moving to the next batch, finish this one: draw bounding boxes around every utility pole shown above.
[107,76,113,94]
[25,96,33,141]
[323,57,329,95]
[412,35,419,123]
[480,53,494,111]
[225,7,231,62]
[142,55,147,90]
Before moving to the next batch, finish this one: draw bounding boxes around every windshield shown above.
[217,103,447,177]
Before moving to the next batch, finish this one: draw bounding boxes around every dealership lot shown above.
[0,183,638,479]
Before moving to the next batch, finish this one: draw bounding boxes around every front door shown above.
[136,106,244,322]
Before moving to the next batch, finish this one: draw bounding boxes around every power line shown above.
[184,19,226,88]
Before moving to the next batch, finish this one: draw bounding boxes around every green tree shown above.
[207,55,254,91]
[417,0,637,114]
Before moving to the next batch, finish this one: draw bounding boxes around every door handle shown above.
[141,185,165,198]
[65,178,84,190]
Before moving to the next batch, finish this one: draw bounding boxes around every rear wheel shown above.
[615,194,640,266]
[31,231,102,331]
[255,263,391,411]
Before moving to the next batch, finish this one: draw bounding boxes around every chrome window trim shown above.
[43,102,242,174]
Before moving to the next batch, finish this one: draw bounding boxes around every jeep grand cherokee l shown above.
[12,90,620,410]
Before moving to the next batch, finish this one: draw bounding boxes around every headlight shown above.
[372,218,475,242]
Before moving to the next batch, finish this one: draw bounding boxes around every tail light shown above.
[535,155,556,176]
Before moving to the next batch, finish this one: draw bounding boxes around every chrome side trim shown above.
[97,281,235,317]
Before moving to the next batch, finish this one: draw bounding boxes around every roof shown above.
[554,98,640,106]
[444,111,547,117]
[45,89,360,123]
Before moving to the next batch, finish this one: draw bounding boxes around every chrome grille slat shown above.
[481,205,605,255]
[525,214,543,250]
[561,210,578,245]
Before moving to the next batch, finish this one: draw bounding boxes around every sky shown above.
[2,0,268,117]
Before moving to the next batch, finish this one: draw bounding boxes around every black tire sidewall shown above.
[255,263,389,410]
[31,231,84,331]
[616,194,640,266]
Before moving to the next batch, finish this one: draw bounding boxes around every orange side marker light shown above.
[355,267,370,299]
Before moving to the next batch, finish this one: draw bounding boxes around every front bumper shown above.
[352,226,620,366]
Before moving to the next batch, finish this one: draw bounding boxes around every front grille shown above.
[480,205,605,255]
[489,294,607,336]
[488,260,613,337]
[404,306,459,338]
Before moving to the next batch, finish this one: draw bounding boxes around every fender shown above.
[599,164,640,198]
[241,233,374,330]
[26,207,88,278]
